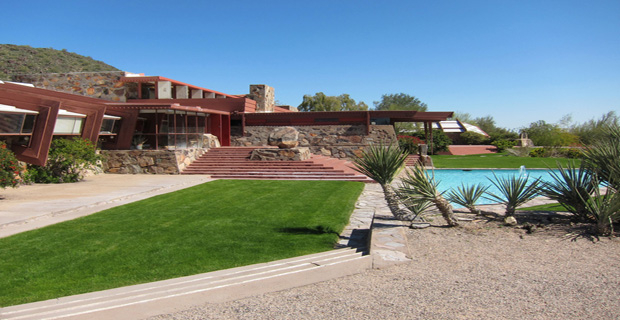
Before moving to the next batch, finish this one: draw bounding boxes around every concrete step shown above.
[182,169,346,174]
[0,249,370,320]
[208,174,371,181]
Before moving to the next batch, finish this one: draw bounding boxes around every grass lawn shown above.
[0,180,364,307]
[519,203,567,211]
[431,153,580,169]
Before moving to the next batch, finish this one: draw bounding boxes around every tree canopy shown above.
[373,93,428,111]
[298,92,368,112]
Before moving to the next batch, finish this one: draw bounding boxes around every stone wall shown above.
[232,125,397,159]
[101,148,205,174]
[13,71,138,102]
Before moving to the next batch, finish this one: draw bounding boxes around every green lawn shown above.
[519,202,568,211]
[0,180,364,307]
[431,153,580,169]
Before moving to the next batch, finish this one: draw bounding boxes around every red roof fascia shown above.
[105,102,231,115]
[119,76,237,98]
[0,82,108,110]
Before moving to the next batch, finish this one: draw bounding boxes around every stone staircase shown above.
[181,147,373,182]
[0,248,370,320]
[405,154,421,166]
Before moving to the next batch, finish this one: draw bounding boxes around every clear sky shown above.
[2,0,619,130]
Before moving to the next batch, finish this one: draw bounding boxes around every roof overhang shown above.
[105,102,230,115]
[120,76,236,99]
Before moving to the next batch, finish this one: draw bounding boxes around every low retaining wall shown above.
[101,148,206,174]
[232,125,397,159]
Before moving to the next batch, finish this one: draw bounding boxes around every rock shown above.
[268,127,299,148]
[410,222,431,229]
[504,216,518,226]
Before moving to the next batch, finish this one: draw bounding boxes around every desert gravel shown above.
[151,218,620,320]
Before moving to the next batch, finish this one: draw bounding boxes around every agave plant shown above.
[583,124,620,190]
[582,185,620,236]
[538,161,597,221]
[485,172,541,224]
[398,165,459,227]
[446,183,489,215]
[351,143,410,220]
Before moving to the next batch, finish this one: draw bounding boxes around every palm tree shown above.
[486,172,541,224]
[351,143,410,220]
[398,165,459,227]
[538,161,597,221]
[446,183,489,215]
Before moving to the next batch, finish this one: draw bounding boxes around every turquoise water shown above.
[430,168,559,206]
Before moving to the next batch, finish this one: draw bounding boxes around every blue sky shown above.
[3,0,619,130]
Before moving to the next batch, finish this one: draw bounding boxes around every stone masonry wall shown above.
[13,71,138,102]
[232,125,397,159]
[101,148,205,174]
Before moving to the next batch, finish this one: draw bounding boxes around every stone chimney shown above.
[248,84,274,112]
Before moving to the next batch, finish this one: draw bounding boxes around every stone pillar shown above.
[249,84,275,112]
[191,89,203,99]
[204,92,215,98]
[157,81,172,99]
[176,85,189,99]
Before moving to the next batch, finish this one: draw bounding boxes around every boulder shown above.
[503,216,518,226]
[268,127,299,148]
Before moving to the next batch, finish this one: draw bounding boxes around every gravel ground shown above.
[151,213,620,320]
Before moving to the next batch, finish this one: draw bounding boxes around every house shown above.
[0,71,453,172]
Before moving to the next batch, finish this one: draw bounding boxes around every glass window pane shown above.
[0,114,24,133]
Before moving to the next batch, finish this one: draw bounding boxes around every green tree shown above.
[373,93,428,111]
[522,120,577,147]
[570,111,619,145]
[298,92,368,112]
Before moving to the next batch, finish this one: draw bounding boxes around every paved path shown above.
[0,174,213,238]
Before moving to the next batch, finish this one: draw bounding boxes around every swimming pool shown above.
[428,168,559,206]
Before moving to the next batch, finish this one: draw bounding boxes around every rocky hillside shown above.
[0,44,119,81]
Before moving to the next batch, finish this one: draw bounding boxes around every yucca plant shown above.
[538,161,597,221]
[398,165,459,227]
[399,196,433,222]
[446,183,489,215]
[583,124,620,190]
[582,185,620,236]
[352,143,410,220]
[485,172,541,224]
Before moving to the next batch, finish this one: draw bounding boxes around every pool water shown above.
[428,168,559,206]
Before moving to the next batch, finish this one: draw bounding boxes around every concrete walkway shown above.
[0,174,213,238]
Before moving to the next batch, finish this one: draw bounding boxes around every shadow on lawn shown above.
[278,225,340,235]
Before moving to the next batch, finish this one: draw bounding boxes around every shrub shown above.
[529,147,546,158]
[491,139,517,153]
[397,135,423,154]
[460,131,489,145]
[409,130,451,154]
[26,138,102,183]
[0,141,23,188]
